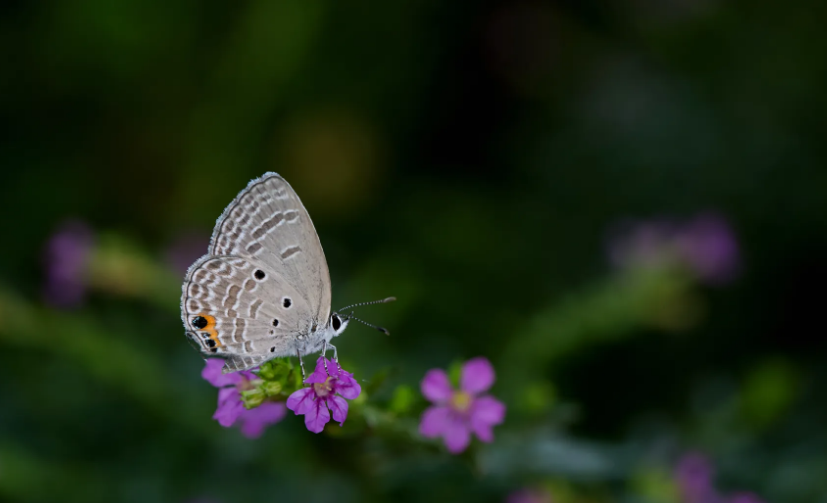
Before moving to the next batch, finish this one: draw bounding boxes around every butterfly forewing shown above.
[208,173,331,323]
[180,172,332,372]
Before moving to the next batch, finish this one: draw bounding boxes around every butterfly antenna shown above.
[344,313,390,336]
[337,297,396,313]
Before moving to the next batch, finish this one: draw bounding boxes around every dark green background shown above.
[1,1,825,502]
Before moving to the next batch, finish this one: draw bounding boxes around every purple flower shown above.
[675,452,718,503]
[419,357,506,454]
[607,213,739,285]
[506,488,553,503]
[674,214,739,285]
[202,359,286,438]
[286,357,361,433]
[42,220,94,308]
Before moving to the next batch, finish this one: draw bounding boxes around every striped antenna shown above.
[336,297,396,313]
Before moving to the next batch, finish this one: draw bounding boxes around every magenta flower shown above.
[286,357,361,433]
[42,220,94,308]
[202,359,286,438]
[419,357,506,454]
[675,452,717,503]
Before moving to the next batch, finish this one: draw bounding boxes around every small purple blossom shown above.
[286,357,361,433]
[607,213,739,285]
[202,359,286,438]
[675,452,717,503]
[419,357,506,454]
[42,220,94,308]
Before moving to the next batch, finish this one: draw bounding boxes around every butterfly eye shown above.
[283,297,292,308]
[331,314,341,331]
[254,270,265,280]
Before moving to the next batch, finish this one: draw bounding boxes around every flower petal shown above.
[286,387,316,415]
[460,357,495,394]
[442,416,471,454]
[421,369,453,402]
[202,359,242,388]
[333,370,361,400]
[213,387,244,427]
[304,398,331,433]
[419,405,451,438]
[326,359,341,379]
[470,396,505,442]
[304,357,331,384]
[327,396,349,426]
[238,402,287,438]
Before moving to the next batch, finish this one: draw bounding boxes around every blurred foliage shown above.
[2,0,827,502]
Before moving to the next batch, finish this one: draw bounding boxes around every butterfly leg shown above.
[320,340,340,375]
[321,340,330,375]
[329,344,340,371]
[296,349,306,381]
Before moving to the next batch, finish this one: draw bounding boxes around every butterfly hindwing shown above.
[181,255,313,370]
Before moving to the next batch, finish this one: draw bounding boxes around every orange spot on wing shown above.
[198,313,223,347]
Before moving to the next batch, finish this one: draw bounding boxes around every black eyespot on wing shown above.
[283,298,292,308]
[332,314,341,331]
[192,316,208,329]
[206,339,216,348]
[254,269,265,280]
[270,347,275,352]
[272,319,279,327]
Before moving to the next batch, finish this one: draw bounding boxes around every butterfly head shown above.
[330,312,349,337]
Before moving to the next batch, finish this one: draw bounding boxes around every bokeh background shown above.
[1,1,826,502]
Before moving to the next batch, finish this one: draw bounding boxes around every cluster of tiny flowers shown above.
[419,357,506,453]
[202,356,361,436]
[676,452,765,503]
[202,359,286,438]
[203,355,506,446]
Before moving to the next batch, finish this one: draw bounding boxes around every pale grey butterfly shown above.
[180,172,393,375]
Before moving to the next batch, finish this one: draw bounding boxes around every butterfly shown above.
[180,172,391,374]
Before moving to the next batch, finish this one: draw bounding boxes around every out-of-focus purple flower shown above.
[505,488,553,503]
[674,215,739,285]
[675,452,717,503]
[607,213,739,285]
[165,231,210,276]
[286,357,361,433]
[419,357,506,454]
[202,359,286,438]
[42,220,95,308]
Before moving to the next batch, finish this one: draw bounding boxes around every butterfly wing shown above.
[180,172,331,372]
[209,172,331,323]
